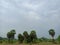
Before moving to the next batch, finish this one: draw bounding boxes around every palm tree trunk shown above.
[52,36,54,43]
[8,38,10,43]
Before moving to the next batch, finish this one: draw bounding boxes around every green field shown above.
[0,42,60,45]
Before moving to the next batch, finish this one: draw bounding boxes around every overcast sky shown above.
[0,0,60,38]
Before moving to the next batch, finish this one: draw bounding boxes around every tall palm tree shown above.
[7,29,16,43]
[30,30,37,42]
[23,31,29,39]
[7,32,12,43]
[49,29,55,42]
[23,31,29,43]
[18,34,24,43]
[10,29,16,39]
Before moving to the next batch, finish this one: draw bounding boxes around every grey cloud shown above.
[0,0,60,38]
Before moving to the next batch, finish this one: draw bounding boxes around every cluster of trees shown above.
[0,29,60,44]
[7,30,37,43]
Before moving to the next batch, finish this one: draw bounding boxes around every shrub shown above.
[57,35,60,43]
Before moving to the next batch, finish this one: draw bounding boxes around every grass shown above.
[0,42,60,45]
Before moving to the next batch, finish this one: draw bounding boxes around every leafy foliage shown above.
[1,29,60,44]
[7,29,16,43]
[57,35,60,43]
[18,34,24,43]
[49,29,55,37]
[48,29,55,43]
[30,30,37,42]
[23,31,30,43]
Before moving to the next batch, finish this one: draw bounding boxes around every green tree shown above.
[18,34,24,43]
[23,31,29,39]
[49,29,55,42]
[7,32,12,43]
[26,35,31,43]
[23,31,29,43]
[10,29,16,39]
[30,30,37,43]
[7,29,16,43]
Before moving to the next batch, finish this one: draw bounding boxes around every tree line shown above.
[7,30,37,43]
[0,29,60,44]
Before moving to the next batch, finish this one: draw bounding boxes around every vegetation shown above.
[23,31,29,43]
[30,30,37,43]
[0,29,60,45]
[57,35,60,43]
[7,29,16,43]
[18,34,24,43]
[48,29,55,42]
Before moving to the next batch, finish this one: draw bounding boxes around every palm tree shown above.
[18,34,24,43]
[10,29,16,39]
[23,31,29,39]
[23,31,29,43]
[7,29,16,43]
[30,30,37,42]
[7,32,12,43]
[49,29,55,42]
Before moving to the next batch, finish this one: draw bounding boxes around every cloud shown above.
[0,0,60,38]
[24,11,40,20]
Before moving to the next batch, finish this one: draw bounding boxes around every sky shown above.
[0,0,60,38]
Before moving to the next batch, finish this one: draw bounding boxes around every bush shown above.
[57,35,60,43]
[32,39,38,43]
[39,38,43,42]
[0,40,3,43]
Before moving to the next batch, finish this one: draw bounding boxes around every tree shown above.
[7,32,12,43]
[49,29,55,42]
[30,30,37,42]
[23,31,29,43]
[7,29,16,43]
[23,31,29,39]
[18,34,24,43]
[10,29,16,39]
